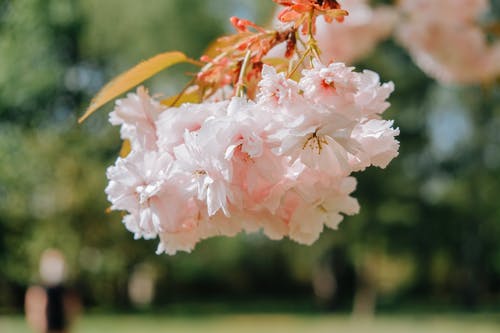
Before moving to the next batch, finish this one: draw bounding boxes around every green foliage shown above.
[0,0,75,125]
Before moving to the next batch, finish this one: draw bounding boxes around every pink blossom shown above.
[277,177,359,245]
[279,191,325,245]
[106,151,200,240]
[236,209,289,241]
[354,70,395,117]
[299,61,395,118]
[299,61,359,113]
[122,214,156,240]
[350,119,400,171]
[109,86,164,150]
[205,97,289,213]
[156,227,203,255]
[230,146,289,213]
[156,100,228,154]
[270,61,398,175]
[398,0,488,24]
[173,130,233,217]
[257,65,300,108]
[397,0,500,84]
[315,0,397,63]
[320,176,360,229]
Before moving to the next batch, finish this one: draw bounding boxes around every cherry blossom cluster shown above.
[277,0,500,85]
[315,0,397,64]
[396,0,500,84]
[271,0,397,64]
[105,61,398,254]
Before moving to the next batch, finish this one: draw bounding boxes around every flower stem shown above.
[235,50,252,97]
[169,76,197,107]
[287,47,311,78]
[307,9,321,61]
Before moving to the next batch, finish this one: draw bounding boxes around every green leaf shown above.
[79,51,188,123]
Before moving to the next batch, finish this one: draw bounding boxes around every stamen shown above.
[194,170,207,176]
[303,131,328,154]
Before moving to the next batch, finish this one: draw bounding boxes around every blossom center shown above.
[136,180,164,205]
[303,131,328,154]
[194,169,207,177]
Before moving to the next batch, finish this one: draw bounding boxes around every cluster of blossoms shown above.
[396,0,500,84]
[84,0,500,255]
[271,0,397,64]
[276,0,500,85]
[106,61,398,254]
[80,0,399,254]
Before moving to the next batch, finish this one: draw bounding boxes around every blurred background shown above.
[1,0,500,332]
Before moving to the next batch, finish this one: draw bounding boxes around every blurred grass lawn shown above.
[2,313,500,333]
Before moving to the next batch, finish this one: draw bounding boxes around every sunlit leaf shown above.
[79,51,188,123]
[263,57,289,72]
[119,139,131,158]
[161,86,201,107]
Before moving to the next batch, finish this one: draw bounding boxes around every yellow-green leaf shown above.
[161,86,201,107]
[79,51,188,123]
[119,139,131,158]
[263,57,290,72]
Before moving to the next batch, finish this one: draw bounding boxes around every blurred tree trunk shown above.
[352,265,376,318]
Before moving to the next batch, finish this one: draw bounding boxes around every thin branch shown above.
[235,50,253,97]
[287,47,311,78]
[169,76,197,107]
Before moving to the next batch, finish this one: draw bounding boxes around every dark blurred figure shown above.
[25,249,81,333]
